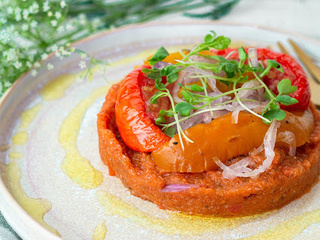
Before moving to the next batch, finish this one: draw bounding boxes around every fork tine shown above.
[288,39,320,84]
[277,42,289,55]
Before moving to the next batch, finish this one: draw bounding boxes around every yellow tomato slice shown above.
[151,109,314,173]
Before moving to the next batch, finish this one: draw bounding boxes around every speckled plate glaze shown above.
[1,22,320,240]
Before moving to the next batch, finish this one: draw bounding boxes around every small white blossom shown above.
[29,2,39,14]
[34,62,41,68]
[4,48,18,61]
[30,20,38,28]
[60,1,67,8]
[80,53,87,59]
[22,9,29,20]
[50,44,58,52]
[4,82,12,88]
[43,1,50,12]
[7,7,13,14]
[14,61,22,69]
[47,63,54,70]
[79,61,87,69]
[26,61,32,68]
[0,29,10,42]
[48,11,53,17]
[15,7,22,21]
[41,53,48,60]
[50,20,57,27]
[78,14,86,25]
[66,24,73,31]
[31,70,37,76]
[55,12,62,19]
[22,24,29,31]
[57,26,64,33]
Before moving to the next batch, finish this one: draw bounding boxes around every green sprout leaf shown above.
[210,36,231,50]
[263,108,286,123]
[277,79,297,95]
[148,46,169,65]
[259,60,284,77]
[185,84,204,92]
[155,116,166,125]
[175,102,194,117]
[238,47,247,61]
[150,91,167,104]
[164,127,176,138]
[275,95,299,105]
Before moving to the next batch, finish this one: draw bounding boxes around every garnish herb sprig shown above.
[142,31,299,145]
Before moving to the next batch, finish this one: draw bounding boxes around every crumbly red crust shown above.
[97,82,320,216]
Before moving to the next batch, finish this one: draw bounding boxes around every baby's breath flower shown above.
[50,44,58,52]
[22,24,29,31]
[0,29,10,43]
[48,11,53,17]
[15,7,22,21]
[57,26,64,33]
[30,20,38,28]
[43,1,50,12]
[55,12,62,19]
[7,6,13,14]
[50,20,58,27]
[41,53,48,60]
[66,24,73,31]
[60,1,67,9]
[29,2,39,14]
[23,9,29,20]
[31,70,37,76]
[79,61,87,69]
[14,61,22,69]
[47,63,54,70]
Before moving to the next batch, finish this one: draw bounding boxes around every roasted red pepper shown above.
[215,48,310,111]
[115,66,170,152]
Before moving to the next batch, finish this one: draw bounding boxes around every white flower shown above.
[50,20,57,27]
[66,24,73,31]
[50,44,58,52]
[4,82,12,88]
[30,20,38,28]
[57,26,64,33]
[48,11,53,17]
[47,63,54,70]
[60,1,66,9]
[79,61,87,69]
[22,9,29,20]
[7,7,13,14]
[26,61,32,68]
[4,48,18,61]
[22,24,29,31]
[29,2,39,14]
[41,53,48,60]
[55,12,62,19]
[80,53,87,59]
[14,61,22,69]
[31,70,37,76]
[34,62,41,68]
[15,7,22,21]
[43,1,50,12]
[0,29,10,42]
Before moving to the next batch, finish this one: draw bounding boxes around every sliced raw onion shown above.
[278,131,297,156]
[161,184,198,192]
[216,120,280,180]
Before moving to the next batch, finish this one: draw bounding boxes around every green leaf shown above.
[277,79,297,95]
[259,60,284,78]
[204,34,214,43]
[182,90,195,103]
[150,91,166,104]
[164,127,176,138]
[210,36,231,50]
[238,47,247,61]
[155,116,166,125]
[148,46,169,65]
[263,108,286,123]
[185,84,204,92]
[275,95,299,105]
[175,102,194,117]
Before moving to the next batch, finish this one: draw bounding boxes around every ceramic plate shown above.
[1,21,320,240]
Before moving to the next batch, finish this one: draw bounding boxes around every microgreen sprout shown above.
[143,31,298,145]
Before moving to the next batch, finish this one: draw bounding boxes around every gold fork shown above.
[277,41,320,108]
